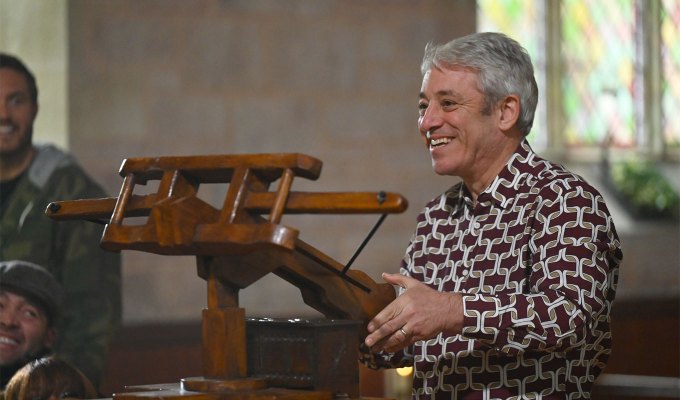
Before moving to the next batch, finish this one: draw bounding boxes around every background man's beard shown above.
[0,125,33,160]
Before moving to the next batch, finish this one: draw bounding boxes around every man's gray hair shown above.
[421,32,538,136]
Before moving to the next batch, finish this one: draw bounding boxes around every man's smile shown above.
[0,123,16,136]
[0,334,20,346]
[429,137,452,148]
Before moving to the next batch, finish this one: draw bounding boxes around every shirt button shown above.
[462,269,469,276]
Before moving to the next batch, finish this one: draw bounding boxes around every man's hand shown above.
[364,273,464,353]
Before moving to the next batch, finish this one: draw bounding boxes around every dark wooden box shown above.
[246,318,362,398]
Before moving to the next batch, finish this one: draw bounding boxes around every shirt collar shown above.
[484,139,536,209]
[451,139,536,211]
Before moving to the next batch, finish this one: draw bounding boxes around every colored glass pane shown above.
[662,0,680,147]
[561,0,637,148]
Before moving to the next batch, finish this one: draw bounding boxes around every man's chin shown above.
[0,140,34,163]
[431,162,457,176]
[0,129,33,158]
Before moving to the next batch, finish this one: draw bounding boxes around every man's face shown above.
[0,290,54,366]
[417,66,500,181]
[0,68,38,158]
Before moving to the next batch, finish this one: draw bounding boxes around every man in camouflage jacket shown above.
[0,53,121,387]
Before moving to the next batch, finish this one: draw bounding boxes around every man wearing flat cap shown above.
[0,260,63,388]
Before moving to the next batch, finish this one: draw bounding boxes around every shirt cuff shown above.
[460,293,504,345]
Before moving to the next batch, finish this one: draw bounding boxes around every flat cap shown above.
[0,260,63,324]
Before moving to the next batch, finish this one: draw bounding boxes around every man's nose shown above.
[419,106,443,135]
[0,308,18,326]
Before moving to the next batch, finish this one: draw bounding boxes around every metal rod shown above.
[342,213,387,274]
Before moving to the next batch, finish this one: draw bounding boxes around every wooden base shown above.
[181,376,268,392]
[112,381,333,400]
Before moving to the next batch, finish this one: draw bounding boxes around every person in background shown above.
[4,356,98,400]
[0,260,63,389]
[0,53,121,387]
[362,32,622,398]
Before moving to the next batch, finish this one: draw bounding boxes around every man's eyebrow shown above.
[436,90,457,97]
[419,90,458,100]
[7,89,29,97]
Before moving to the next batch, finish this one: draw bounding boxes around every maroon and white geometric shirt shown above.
[363,140,622,399]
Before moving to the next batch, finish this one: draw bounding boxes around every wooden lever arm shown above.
[45,195,153,221]
[247,191,408,214]
[46,191,408,221]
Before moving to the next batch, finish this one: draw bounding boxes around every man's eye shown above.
[418,103,428,114]
[22,308,39,319]
[442,100,457,109]
[8,94,27,106]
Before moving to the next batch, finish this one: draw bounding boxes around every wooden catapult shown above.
[46,153,408,399]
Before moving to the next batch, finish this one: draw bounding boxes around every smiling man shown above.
[0,53,121,388]
[0,260,63,389]
[362,32,622,399]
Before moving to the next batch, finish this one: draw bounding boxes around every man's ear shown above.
[497,94,520,132]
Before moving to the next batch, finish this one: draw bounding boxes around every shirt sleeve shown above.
[460,179,622,354]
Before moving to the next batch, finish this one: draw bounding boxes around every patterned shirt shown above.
[363,140,622,399]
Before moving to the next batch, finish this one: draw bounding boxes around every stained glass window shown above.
[477,0,679,159]
[661,0,680,148]
[561,0,636,148]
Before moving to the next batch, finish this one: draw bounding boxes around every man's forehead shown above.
[0,289,45,311]
[1,288,27,301]
[420,67,481,98]
[0,68,31,90]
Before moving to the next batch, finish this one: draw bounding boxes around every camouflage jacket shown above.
[0,144,121,386]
